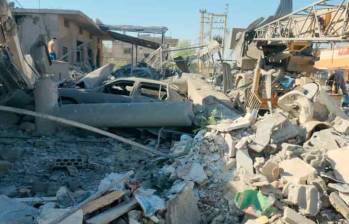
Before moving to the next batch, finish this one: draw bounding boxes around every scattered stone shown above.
[56,186,75,208]
[166,182,201,224]
[279,158,316,185]
[177,162,208,185]
[249,112,288,152]
[261,161,282,182]
[236,149,254,175]
[283,207,316,224]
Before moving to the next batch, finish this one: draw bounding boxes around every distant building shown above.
[109,35,178,65]
[13,8,109,71]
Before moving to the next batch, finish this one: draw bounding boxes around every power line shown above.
[14,0,23,8]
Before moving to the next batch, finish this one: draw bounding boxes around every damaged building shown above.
[3,0,349,224]
[13,8,107,71]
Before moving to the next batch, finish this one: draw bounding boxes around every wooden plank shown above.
[86,198,138,224]
[82,191,125,215]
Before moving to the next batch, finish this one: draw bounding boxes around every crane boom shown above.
[252,0,349,42]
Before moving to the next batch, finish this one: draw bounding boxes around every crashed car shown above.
[58,77,185,104]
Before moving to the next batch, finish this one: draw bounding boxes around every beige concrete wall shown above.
[57,16,101,68]
[16,14,59,54]
[16,13,103,70]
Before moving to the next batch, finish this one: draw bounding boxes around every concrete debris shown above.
[329,192,349,220]
[177,162,208,185]
[236,149,254,175]
[1,0,349,223]
[283,207,316,224]
[165,182,201,224]
[327,147,349,184]
[77,63,115,89]
[249,112,288,152]
[134,188,165,217]
[279,158,316,185]
[285,184,321,216]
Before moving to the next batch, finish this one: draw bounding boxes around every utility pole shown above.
[198,8,229,72]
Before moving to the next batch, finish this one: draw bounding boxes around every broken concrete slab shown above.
[329,192,349,220]
[236,149,254,175]
[304,129,349,152]
[77,63,115,89]
[283,207,316,224]
[249,112,288,152]
[327,147,349,184]
[333,117,349,135]
[271,121,306,144]
[177,162,208,185]
[209,110,257,132]
[165,182,201,224]
[0,195,38,224]
[183,73,241,120]
[279,158,316,185]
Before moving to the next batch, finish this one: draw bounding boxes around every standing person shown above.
[327,70,349,106]
[48,37,57,61]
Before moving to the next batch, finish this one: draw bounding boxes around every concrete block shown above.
[287,185,320,216]
[283,207,316,224]
[261,161,282,182]
[333,117,349,135]
[249,112,288,152]
[236,149,254,175]
[279,158,316,185]
[327,147,349,183]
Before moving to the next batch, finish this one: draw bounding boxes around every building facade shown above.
[13,8,108,71]
[109,35,178,66]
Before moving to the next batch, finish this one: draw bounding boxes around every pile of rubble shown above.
[209,80,349,223]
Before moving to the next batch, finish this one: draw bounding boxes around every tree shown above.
[173,40,195,58]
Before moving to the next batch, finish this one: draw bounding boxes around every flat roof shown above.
[13,8,108,38]
[107,31,161,49]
